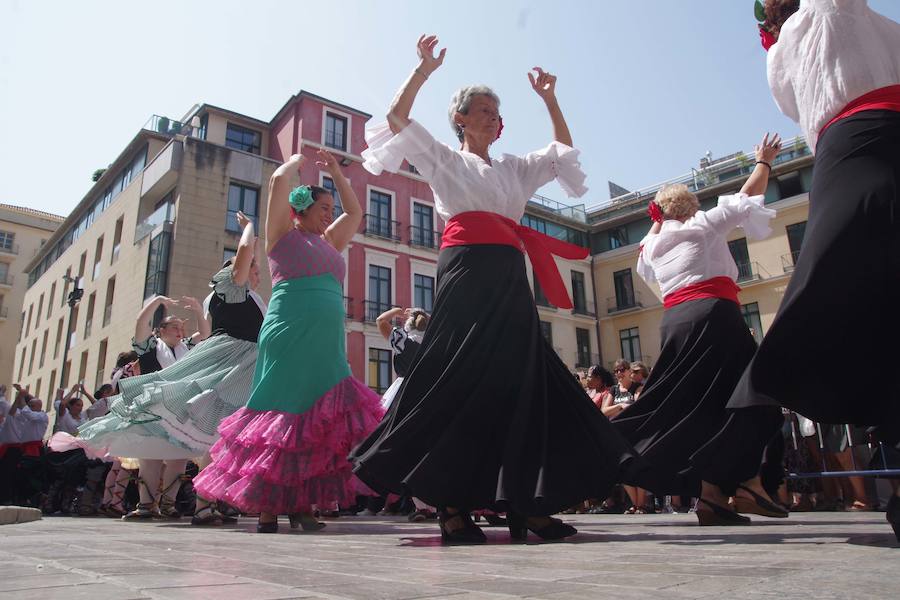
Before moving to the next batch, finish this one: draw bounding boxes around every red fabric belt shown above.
[441,211,589,310]
[663,276,741,309]
[820,85,900,140]
[0,440,43,460]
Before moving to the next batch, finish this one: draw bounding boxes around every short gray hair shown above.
[448,85,501,142]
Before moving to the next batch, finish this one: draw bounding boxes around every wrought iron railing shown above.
[363,214,401,241]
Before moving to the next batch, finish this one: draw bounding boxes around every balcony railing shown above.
[142,114,193,137]
[781,251,801,273]
[0,243,19,255]
[408,226,442,250]
[363,214,401,241]
[343,296,353,319]
[607,290,643,314]
[135,202,175,242]
[736,261,763,283]
[528,193,587,223]
[0,274,13,286]
[362,300,392,323]
[571,299,596,317]
[103,305,112,327]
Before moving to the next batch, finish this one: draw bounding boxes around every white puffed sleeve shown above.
[636,235,658,285]
[361,119,454,178]
[514,142,589,199]
[702,193,776,240]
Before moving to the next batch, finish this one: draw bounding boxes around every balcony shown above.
[343,296,353,319]
[103,305,112,327]
[571,300,597,318]
[781,251,801,273]
[363,214,401,242]
[0,243,19,256]
[135,202,175,242]
[140,139,183,202]
[607,291,644,314]
[408,226,442,250]
[142,114,193,137]
[0,274,13,288]
[528,193,587,223]
[736,261,763,283]
[362,300,391,323]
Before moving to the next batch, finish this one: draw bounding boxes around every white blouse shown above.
[54,400,88,436]
[637,194,775,298]
[362,120,588,222]
[15,407,50,443]
[768,0,900,151]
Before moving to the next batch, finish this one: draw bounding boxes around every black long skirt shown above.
[728,110,900,449]
[349,244,656,515]
[611,298,783,496]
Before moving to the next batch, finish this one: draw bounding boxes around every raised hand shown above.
[236,210,253,230]
[315,148,343,179]
[181,296,202,314]
[416,34,446,76]
[528,67,558,101]
[155,295,179,308]
[755,133,782,164]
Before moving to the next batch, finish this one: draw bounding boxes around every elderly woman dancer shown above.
[731,0,900,540]
[194,149,384,534]
[611,134,789,526]
[350,35,656,544]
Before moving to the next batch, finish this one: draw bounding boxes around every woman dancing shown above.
[612,134,789,525]
[732,0,900,539]
[350,35,656,543]
[193,149,384,533]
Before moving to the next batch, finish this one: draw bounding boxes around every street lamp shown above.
[58,274,83,393]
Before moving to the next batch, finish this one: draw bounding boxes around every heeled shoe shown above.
[483,513,508,527]
[696,498,751,526]
[733,485,789,518]
[507,512,577,541]
[886,495,900,543]
[438,510,487,544]
[256,519,279,533]
[289,512,326,531]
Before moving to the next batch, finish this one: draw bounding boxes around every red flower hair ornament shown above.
[755,0,776,52]
[647,201,663,224]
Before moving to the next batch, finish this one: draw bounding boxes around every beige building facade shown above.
[0,205,64,393]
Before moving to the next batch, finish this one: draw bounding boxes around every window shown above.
[48,370,56,400]
[40,330,48,368]
[35,379,41,399]
[103,277,116,327]
[609,227,628,249]
[324,112,348,151]
[84,292,96,339]
[93,236,103,280]
[18,347,26,380]
[36,294,43,328]
[28,339,36,375]
[368,348,392,394]
[25,303,33,337]
[411,203,436,248]
[742,302,764,345]
[111,217,123,263]
[62,268,71,307]
[728,238,753,281]
[367,265,392,321]
[225,123,262,155]
[775,171,803,200]
[576,328,592,368]
[321,176,343,220]
[78,252,87,280]
[367,190,394,239]
[227,183,259,232]
[540,321,553,346]
[96,339,108,390]
[0,231,15,252]
[62,359,71,389]
[78,350,89,384]
[613,269,636,310]
[223,248,237,264]
[47,282,55,319]
[69,305,79,349]
[785,221,806,268]
[571,271,588,314]
[534,277,550,307]
[0,262,9,285]
[54,317,64,359]
[143,231,171,300]
[18,311,24,342]
[413,274,435,312]
[619,327,642,363]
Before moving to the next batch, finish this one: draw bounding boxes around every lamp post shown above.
[58,275,83,392]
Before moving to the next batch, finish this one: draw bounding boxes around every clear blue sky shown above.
[2,0,899,216]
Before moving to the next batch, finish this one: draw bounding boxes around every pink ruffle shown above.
[193,376,384,514]
[48,432,113,461]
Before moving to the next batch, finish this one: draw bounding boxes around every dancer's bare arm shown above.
[529,67,573,147]
[387,35,446,134]
[232,211,256,286]
[320,149,362,252]
[267,154,305,253]
[740,133,782,196]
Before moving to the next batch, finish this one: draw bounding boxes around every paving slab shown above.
[0,512,896,599]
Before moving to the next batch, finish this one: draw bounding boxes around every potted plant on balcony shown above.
[156,116,170,134]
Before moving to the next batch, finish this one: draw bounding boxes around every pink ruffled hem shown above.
[48,432,113,461]
[193,376,384,514]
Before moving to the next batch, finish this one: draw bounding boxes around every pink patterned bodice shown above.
[268,229,346,286]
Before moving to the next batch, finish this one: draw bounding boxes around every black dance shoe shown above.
[438,510,487,544]
[256,519,279,533]
[696,498,751,526]
[887,495,900,543]
[733,485,789,518]
[289,512,326,531]
[507,513,578,541]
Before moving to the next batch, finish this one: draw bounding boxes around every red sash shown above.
[441,211,589,310]
[820,85,900,139]
[663,276,741,309]
[0,440,43,459]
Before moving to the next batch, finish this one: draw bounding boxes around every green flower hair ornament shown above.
[289,185,315,213]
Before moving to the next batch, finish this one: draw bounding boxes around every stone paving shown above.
[0,512,897,599]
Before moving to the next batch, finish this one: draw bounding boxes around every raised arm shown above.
[231,211,256,287]
[376,307,405,340]
[740,133,782,196]
[267,153,306,254]
[319,149,362,252]
[135,295,179,341]
[386,35,446,134]
[528,67,573,147]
